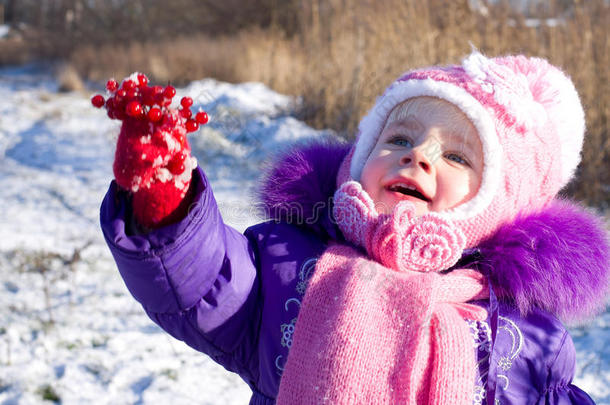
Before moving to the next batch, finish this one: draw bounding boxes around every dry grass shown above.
[56,63,84,92]
[0,36,31,66]
[15,0,610,207]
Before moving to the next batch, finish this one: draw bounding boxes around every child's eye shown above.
[445,153,469,166]
[388,136,413,147]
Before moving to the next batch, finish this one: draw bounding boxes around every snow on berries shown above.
[91,72,208,135]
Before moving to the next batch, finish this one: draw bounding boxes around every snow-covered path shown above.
[0,64,607,404]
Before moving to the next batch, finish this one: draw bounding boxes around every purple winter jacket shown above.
[100,140,609,405]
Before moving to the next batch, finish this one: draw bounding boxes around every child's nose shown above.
[399,144,434,173]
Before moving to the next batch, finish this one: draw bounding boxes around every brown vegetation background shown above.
[1,0,608,208]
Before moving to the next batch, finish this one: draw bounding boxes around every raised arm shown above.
[96,74,262,386]
[100,167,262,383]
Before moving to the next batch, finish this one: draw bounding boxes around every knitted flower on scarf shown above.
[333,181,466,273]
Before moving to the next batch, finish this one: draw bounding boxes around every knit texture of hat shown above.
[343,51,585,248]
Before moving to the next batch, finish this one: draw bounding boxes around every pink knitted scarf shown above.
[277,182,489,404]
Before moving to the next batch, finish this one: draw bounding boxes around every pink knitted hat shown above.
[341,51,585,248]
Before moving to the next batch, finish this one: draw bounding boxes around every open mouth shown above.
[387,183,431,202]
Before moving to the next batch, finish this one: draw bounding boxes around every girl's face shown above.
[360,100,484,216]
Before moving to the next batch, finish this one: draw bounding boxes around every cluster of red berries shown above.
[91,73,208,132]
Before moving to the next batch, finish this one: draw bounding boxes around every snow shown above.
[0,25,9,39]
[0,63,608,404]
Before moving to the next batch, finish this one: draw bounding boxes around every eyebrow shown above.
[384,119,424,134]
[444,131,478,151]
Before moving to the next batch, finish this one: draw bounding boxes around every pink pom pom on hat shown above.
[340,51,586,248]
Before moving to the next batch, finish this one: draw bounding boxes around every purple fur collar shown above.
[257,140,610,322]
[476,200,609,323]
[257,138,351,242]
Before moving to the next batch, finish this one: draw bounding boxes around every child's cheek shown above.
[359,155,385,201]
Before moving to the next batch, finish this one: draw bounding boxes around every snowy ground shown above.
[0,63,607,404]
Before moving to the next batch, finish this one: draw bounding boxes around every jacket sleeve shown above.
[536,331,596,405]
[489,304,598,405]
[100,166,262,386]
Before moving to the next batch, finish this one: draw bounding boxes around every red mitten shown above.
[92,73,209,229]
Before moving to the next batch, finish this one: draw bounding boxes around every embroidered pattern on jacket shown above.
[280,318,297,348]
[468,319,492,405]
[296,258,318,295]
[468,315,524,404]
[275,257,318,376]
[496,316,523,391]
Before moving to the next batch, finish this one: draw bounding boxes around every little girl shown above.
[99,51,609,404]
